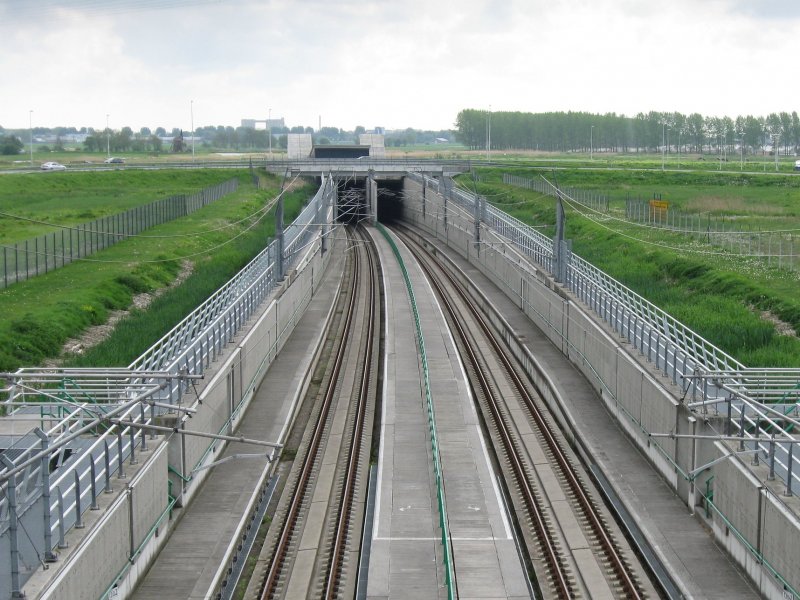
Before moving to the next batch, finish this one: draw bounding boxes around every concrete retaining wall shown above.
[34,442,168,600]
[399,177,800,599]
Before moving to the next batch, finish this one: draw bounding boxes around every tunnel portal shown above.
[333,176,405,225]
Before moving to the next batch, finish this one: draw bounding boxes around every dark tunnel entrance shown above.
[333,177,405,225]
[376,178,404,224]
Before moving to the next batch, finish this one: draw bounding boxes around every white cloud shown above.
[1,0,798,131]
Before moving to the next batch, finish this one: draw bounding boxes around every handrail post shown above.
[35,428,58,562]
[104,440,113,493]
[90,454,100,509]
[0,454,25,599]
[768,435,776,481]
[74,469,85,527]
[117,432,126,479]
[57,486,68,549]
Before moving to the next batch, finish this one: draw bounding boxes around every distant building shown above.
[241,118,285,130]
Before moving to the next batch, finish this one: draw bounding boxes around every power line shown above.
[0,186,294,265]
[558,194,800,260]
[0,174,300,240]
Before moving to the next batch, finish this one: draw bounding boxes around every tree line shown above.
[455,109,800,155]
[0,122,455,155]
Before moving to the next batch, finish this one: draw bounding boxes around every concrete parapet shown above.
[713,444,800,597]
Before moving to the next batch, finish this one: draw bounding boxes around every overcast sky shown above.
[2,0,799,132]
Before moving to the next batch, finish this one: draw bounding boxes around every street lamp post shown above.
[774,134,780,172]
[661,122,666,171]
[29,110,33,165]
[590,125,594,161]
[723,129,727,168]
[268,108,272,159]
[190,100,195,161]
[667,128,670,165]
[106,114,110,158]
[486,105,491,162]
[740,137,744,171]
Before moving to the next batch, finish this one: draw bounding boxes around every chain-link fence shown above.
[0,178,239,289]
[502,173,609,212]
[624,198,799,271]
[504,172,799,272]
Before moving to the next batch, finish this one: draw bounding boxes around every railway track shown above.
[245,225,381,600]
[393,226,657,599]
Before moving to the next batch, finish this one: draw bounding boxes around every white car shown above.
[41,162,66,171]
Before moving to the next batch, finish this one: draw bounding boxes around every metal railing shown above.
[0,175,333,599]
[129,174,335,403]
[408,172,800,492]
[266,158,472,176]
[0,370,185,598]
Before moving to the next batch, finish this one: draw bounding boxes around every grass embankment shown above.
[0,169,240,243]
[466,168,800,367]
[0,171,309,370]
[476,152,800,174]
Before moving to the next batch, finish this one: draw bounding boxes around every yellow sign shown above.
[649,199,669,222]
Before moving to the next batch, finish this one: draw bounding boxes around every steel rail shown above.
[259,227,362,599]
[400,227,644,599]
[496,318,644,598]
[399,231,572,598]
[323,225,378,599]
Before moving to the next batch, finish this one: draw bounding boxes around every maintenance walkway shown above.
[365,228,530,599]
[132,243,346,599]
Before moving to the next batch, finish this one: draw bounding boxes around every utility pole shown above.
[29,109,33,165]
[740,136,744,171]
[590,125,594,161]
[774,134,780,172]
[106,114,110,157]
[486,105,491,161]
[190,100,195,161]
[268,108,272,159]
